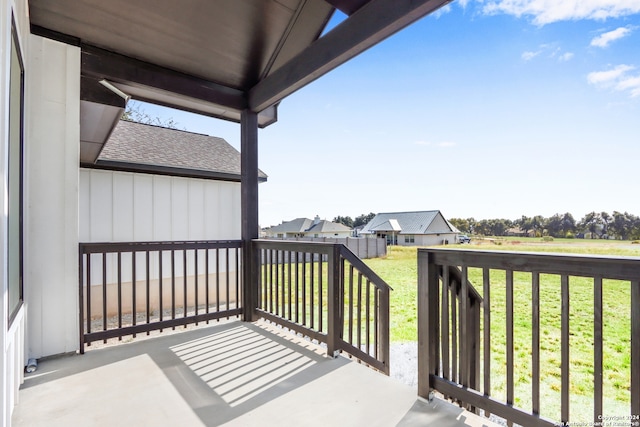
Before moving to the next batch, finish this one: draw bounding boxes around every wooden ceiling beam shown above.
[81,44,247,112]
[248,0,452,112]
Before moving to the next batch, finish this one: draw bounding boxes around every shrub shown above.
[542,236,554,242]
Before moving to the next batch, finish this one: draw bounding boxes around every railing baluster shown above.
[216,248,221,314]
[132,250,137,337]
[171,249,175,329]
[294,251,299,323]
[159,250,163,331]
[349,265,354,345]
[366,279,371,355]
[183,249,188,325]
[532,272,540,416]
[236,247,241,311]
[561,274,569,424]
[118,252,123,338]
[310,256,314,329]
[146,250,150,333]
[483,267,491,415]
[318,253,323,333]
[194,249,199,324]
[593,276,603,423]
[451,279,458,385]
[301,252,306,325]
[374,287,379,360]
[506,269,514,427]
[287,251,292,320]
[275,250,281,316]
[102,253,107,342]
[442,267,450,380]
[225,247,230,319]
[357,271,362,350]
[205,249,209,322]
[461,266,469,390]
[632,279,640,416]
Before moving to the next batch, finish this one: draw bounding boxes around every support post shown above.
[241,110,259,321]
[326,245,342,357]
[418,249,439,399]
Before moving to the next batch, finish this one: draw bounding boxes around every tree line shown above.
[449,211,640,240]
[333,213,376,229]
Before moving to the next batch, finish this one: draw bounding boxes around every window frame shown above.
[7,15,25,327]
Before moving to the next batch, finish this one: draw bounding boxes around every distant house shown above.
[506,227,534,237]
[361,210,459,246]
[80,119,268,242]
[265,216,352,239]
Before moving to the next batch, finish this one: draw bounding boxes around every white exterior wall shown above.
[413,233,458,246]
[1,1,30,425]
[24,36,80,360]
[79,169,241,242]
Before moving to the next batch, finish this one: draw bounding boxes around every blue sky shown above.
[136,1,640,227]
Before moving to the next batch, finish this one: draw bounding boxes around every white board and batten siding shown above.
[79,169,241,242]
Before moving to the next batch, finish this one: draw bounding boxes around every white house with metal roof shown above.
[360,211,459,246]
[265,216,352,239]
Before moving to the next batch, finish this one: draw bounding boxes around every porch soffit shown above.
[28,0,452,161]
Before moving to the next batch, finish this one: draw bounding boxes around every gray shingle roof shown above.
[268,218,314,234]
[361,211,455,235]
[268,217,352,234]
[306,220,351,233]
[95,120,267,181]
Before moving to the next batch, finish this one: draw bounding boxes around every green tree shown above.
[353,212,376,228]
[333,215,354,228]
[449,218,470,233]
[546,214,563,237]
[579,212,602,238]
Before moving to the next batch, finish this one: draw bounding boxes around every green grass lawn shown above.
[364,239,636,420]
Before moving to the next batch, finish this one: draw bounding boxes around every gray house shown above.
[361,210,459,246]
[265,216,352,239]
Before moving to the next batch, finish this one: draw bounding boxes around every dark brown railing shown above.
[79,240,242,353]
[253,240,391,374]
[418,248,640,427]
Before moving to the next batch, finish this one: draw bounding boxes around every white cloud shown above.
[591,26,633,47]
[587,64,634,85]
[433,4,452,18]
[588,64,640,97]
[522,50,541,61]
[559,52,575,62]
[617,75,640,97]
[481,0,640,25]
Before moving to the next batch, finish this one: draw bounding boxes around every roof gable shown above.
[268,218,313,233]
[307,220,352,233]
[362,211,455,235]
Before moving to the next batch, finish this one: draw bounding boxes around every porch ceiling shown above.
[28,0,451,162]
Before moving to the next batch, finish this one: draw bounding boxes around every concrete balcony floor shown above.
[13,320,497,427]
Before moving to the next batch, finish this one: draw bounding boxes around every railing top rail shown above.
[419,247,640,281]
[80,239,242,254]
[339,245,393,291]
